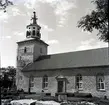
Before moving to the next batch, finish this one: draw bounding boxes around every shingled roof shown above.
[22,47,109,72]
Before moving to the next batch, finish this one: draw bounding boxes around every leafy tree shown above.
[0,66,16,89]
[77,0,108,42]
[0,0,13,12]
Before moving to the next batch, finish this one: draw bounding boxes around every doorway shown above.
[58,81,64,92]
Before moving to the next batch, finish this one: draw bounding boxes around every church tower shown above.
[16,12,48,91]
[17,11,48,68]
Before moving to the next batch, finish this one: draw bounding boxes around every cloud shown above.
[21,0,77,27]
[13,31,24,36]
[0,11,9,21]
[40,23,54,32]
[0,6,22,22]
[81,39,94,45]
[58,16,67,27]
[24,0,37,9]
[38,0,57,4]
[11,7,21,16]
[47,40,59,44]
[35,0,77,27]
[0,36,11,40]
[76,39,108,51]
[24,3,33,9]
[54,0,77,27]
[55,0,76,15]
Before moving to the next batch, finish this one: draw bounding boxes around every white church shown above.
[16,12,109,98]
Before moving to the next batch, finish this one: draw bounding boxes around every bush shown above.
[55,92,74,97]
[55,92,67,96]
[67,93,74,97]
[41,96,57,101]
[46,93,51,96]
[74,92,92,98]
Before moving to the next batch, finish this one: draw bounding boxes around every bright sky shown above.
[0,0,108,68]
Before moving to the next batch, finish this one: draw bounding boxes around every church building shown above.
[16,12,109,98]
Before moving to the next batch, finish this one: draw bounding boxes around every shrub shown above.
[55,92,74,97]
[46,93,51,96]
[41,96,57,101]
[74,92,92,98]
[67,93,74,97]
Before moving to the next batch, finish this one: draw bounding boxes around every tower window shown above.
[26,31,31,38]
[33,27,35,29]
[33,30,35,36]
[24,47,27,53]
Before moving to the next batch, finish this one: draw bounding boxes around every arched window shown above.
[30,76,34,88]
[33,30,35,36]
[42,75,48,89]
[37,31,40,37]
[76,74,83,90]
[96,74,105,91]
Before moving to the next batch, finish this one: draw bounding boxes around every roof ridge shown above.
[47,47,108,56]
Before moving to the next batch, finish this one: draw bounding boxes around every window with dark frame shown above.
[96,74,105,91]
[30,76,34,88]
[76,74,83,90]
[42,75,48,89]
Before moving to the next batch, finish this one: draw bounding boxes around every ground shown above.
[1,92,109,105]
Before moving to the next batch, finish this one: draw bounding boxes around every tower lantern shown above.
[26,11,41,39]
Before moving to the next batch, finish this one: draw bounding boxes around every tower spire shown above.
[26,11,41,39]
[32,11,37,24]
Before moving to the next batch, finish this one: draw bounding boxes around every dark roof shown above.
[17,38,49,46]
[26,24,41,28]
[22,47,109,72]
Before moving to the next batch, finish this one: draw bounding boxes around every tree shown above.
[77,0,108,42]
[0,66,16,89]
[0,0,13,12]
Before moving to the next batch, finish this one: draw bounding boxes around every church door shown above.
[58,81,64,92]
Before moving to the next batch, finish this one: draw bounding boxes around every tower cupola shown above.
[26,11,41,39]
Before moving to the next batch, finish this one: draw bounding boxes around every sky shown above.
[0,0,108,68]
